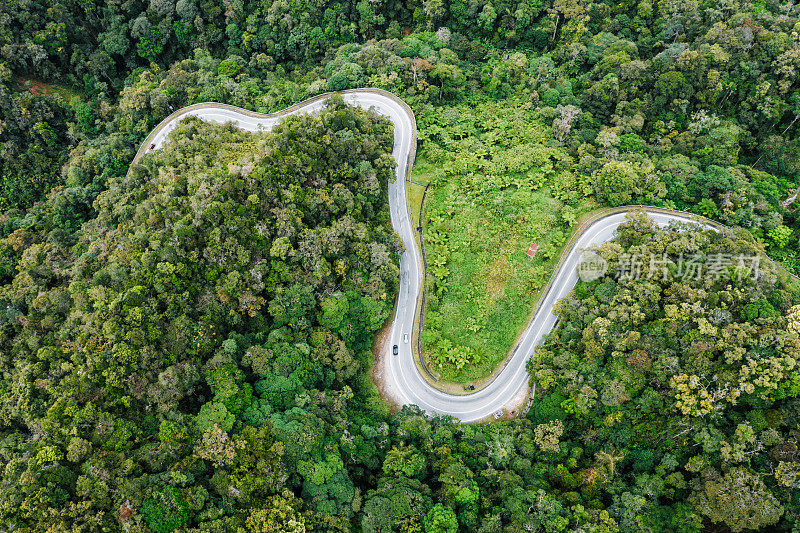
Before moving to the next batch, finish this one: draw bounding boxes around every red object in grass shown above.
[527,243,539,257]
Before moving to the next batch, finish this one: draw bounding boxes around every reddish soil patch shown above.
[27,80,49,95]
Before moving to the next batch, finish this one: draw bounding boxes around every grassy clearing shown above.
[413,100,595,383]
[420,179,589,383]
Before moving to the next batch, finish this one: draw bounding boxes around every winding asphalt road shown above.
[136,89,721,423]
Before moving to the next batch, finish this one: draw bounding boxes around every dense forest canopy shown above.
[0,0,799,530]
[0,101,406,530]
[2,0,799,268]
[529,213,800,532]
[1,0,799,298]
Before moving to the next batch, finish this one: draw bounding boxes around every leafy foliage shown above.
[0,0,800,530]
[417,101,594,381]
[529,213,800,531]
[141,486,189,533]
[0,102,400,530]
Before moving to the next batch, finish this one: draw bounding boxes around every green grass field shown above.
[421,180,588,382]
[412,101,594,383]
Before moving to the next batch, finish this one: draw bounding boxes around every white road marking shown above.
[135,90,726,422]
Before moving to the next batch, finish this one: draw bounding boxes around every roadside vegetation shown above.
[0,102,403,530]
[416,101,595,382]
[0,0,800,530]
[530,212,800,532]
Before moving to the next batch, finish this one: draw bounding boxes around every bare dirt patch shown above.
[502,382,530,417]
[27,80,49,95]
[469,382,530,424]
[18,77,82,101]
[370,317,404,415]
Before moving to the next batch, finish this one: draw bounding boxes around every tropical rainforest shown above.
[0,0,800,530]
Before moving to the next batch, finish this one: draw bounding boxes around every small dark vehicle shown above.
[393,345,399,355]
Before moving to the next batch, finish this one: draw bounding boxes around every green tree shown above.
[691,467,784,532]
[319,292,349,331]
[141,486,189,533]
[196,401,235,433]
[136,28,164,61]
[382,445,427,479]
[768,225,793,249]
[245,490,307,532]
[424,503,458,533]
[592,160,664,205]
